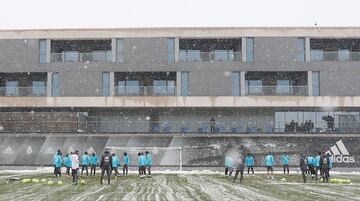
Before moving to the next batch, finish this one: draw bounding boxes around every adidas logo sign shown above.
[326,140,355,163]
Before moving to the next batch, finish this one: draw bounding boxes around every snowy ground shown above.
[0,169,360,201]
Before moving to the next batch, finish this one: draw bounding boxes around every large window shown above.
[181,72,189,96]
[102,72,110,96]
[276,80,290,94]
[246,37,254,63]
[116,38,124,63]
[51,72,60,96]
[39,39,47,64]
[297,38,305,62]
[167,38,175,63]
[232,72,240,96]
[312,71,320,96]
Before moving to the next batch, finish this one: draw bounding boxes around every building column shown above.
[175,37,179,62]
[46,39,51,63]
[240,71,246,96]
[305,37,311,62]
[111,38,117,63]
[176,71,182,96]
[307,71,313,96]
[110,72,115,96]
[46,72,52,97]
[241,37,247,62]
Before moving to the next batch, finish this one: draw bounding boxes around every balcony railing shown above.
[50,51,112,63]
[0,119,358,134]
[180,51,241,62]
[310,51,360,61]
[114,86,176,96]
[0,87,47,96]
[245,86,307,96]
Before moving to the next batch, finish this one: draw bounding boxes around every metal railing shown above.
[0,87,47,96]
[245,86,307,96]
[114,86,176,96]
[1,119,359,134]
[310,51,360,61]
[50,51,112,63]
[180,51,242,62]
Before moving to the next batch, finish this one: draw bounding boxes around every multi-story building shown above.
[0,27,360,167]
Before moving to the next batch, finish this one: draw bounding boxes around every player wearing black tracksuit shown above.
[299,153,308,183]
[233,158,245,183]
[100,150,113,185]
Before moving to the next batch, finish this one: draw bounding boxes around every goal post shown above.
[105,146,183,171]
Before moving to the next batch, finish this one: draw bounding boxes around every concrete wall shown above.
[123,38,167,64]
[59,71,102,96]
[0,39,41,72]
[254,37,297,62]
[0,134,359,168]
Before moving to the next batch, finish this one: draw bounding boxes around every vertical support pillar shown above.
[46,72,52,97]
[111,38,117,62]
[241,37,247,62]
[176,71,182,96]
[307,71,313,96]
[46,39,51,63]
[240,71,246,96]
[305,37,310,62]
[110,72,115,96]
[175,37,179,62]
[179,147,183,172]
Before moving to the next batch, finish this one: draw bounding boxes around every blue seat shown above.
[163,126,172,133]
[231,127,238,133]
[267,127,273,134]
[214,127,220,133]
[152,126,160,133]
[181,127,190,133]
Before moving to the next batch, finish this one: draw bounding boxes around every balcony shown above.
[179,38,242,62]
[0,73,47,97]
[245,86,307,96]
[114,72,177,97]
[0,87,46,97]
[50,39,112,63]
[51,51,112,63]
[114,86,176,96]
[310,38,360,61]
[180,51,241,62]
[310,51,360,61]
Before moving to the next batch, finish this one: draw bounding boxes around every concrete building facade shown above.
[1,27,360,167]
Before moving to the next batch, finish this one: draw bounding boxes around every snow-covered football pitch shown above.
[1,169,360,201]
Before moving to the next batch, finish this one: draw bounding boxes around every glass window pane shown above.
[338,49,350,61]
[65,51,79,62]
[181,72,189,96]
[39,39,47,64]
[102,72,110,96]
[312,71,320,96]
[248,80,262,94]
[246,38,254,63]
[167,80,175,95]
[32,81,46,96]
[297,38,305,62]
[51,72,60,96]
[116,38,124,63]
[167,38,175,63]
[153,80,167,95]
[277,80,290,94]
[311,49,324,61]
[117,81,125,95]
[232,72,240,96]
[126,80,139,95]
[6,81,19,96]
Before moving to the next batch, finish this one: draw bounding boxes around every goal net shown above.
[105,146,183,171]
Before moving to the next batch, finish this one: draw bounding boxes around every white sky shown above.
[0,0,359,29]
